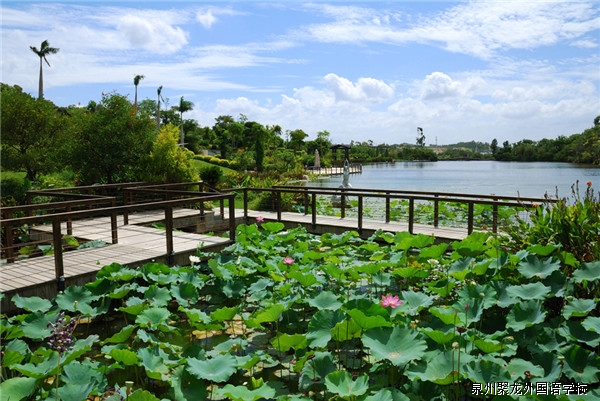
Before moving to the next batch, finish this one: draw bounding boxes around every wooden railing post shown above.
[408,198,415,234]
[340,189,346,219]
[228,194,236,241]
[52,218,65,291]
[111,212,118,244]
[385,192,391,223]
[5,224,14,263]
[433,195,439,228]
[165,206,174,264]
[467,201,474,234]
[66,205,73,236]
[357,195,363,234]
[276,190,282,221]
[303,188,309,215]
[243,188,249,218]
[311,193,317,228]
[492,200,499,233]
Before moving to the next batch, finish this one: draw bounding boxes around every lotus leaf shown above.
[400,290,434,316]
[55,286,97,315]
[361,388,410,401]
[144,285,171,307]
[307,291,343,310]
[464,358,511,384]
[325,370,369,398]
[517,255,561,279]
[210,305,239,322]
[582,316,600,333]
[307,309,345,348]
[136,307,170,328]
[572,261,600,283]
[558,320,600,347]
[216,383,276,401]
[186,354,237,382]
[405,350,471,385]
[271,333,307,352]
[0,377,37,401]
[559,344,600,383]
[299,351,336,390]
[505,282,551,300]
[11,294,52,313]
[506,300,546,331]
[168,364,209,401]
[362,326,427,366]
[562,298,596,319]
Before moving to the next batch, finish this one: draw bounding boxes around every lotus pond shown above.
[1,219,599,400]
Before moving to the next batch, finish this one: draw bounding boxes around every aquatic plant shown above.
[1,220,599,400]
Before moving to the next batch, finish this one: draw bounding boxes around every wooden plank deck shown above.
[1,207,480,313]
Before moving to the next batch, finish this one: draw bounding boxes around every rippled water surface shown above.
[312,161,600,198]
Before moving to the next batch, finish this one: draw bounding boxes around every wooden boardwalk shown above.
[1,207,476,312]
[0,209,234,311]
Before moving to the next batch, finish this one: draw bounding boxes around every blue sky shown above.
[2,1,599,145]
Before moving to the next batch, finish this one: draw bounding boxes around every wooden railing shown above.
[233,185,555,235]
[306,164,362,175]
[1,183,236,290]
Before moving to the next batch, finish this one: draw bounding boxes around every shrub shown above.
[506,180,600,263]
[0,177,31,205]
[200,165,223,189]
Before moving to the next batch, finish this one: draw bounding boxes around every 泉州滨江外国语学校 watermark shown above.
[471,382,588,396]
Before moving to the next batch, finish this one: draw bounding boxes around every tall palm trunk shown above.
[38,57,44,99]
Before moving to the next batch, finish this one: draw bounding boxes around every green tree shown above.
[416,127,425,147]
[156,85,164,130]
[490,138,498,155]
[0,84,67,180]
[213,115,237,159]
[30,40,59,99]
[288,129,308,152]
[146,124,198,182]
[133,74,144,108]
[244,121,266,172]
[174,96,193,146]
[70,92,155,184]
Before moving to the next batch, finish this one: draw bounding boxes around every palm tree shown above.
[156,86,164,130]
[30,40,59,99]
[174,96,193,146]
[133,74,145,107]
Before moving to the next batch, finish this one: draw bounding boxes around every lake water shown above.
[311,161,600,199]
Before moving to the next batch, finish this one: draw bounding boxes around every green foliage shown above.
[1,84,70,181]
[0,176,31,205]
[493,116,600,164]
[199,165,223,189]
[2,219,599,400]
[70,92,156,184]
[506,181,600,263]
[145,124,199,183]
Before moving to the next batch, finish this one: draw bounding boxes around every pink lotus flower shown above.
[283,257,294,265]
[380,294,403,308]
[256,216,265,223]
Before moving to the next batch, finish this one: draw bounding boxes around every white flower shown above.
[189,255,201,264]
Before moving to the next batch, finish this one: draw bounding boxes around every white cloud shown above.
[324,73,393,103]
[196,10,217,29]
[420,72,462,100]
[116,14,188,54]
[299,2,599,60]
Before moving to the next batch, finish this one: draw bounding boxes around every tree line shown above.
[490,119,600,164]
[2,80,598,190]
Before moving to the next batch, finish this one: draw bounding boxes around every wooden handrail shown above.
[1,192,236,290]
[233,185,553,235]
